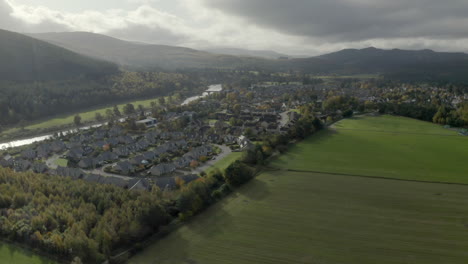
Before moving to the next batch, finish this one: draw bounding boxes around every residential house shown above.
[113,161,135,175]
[14,159,32,172]
[21,149,37,160]
[136,117,158,128]
[55,167,85,180]
[32,163,48,173]
[149,163,176,177]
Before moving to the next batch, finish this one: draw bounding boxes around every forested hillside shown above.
[30,32,468,82]
[0,29,118,81]
[31,32,274,71]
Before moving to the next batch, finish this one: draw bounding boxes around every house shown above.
[223,135,237,145]
[0,156,13,168]
[130,155,149,166]
[136,139,150,150]
[14,159,32,172]
[238,135,252,149]
[92,140,107,150]
[78,158,99,169]
[154,174,199,190]
[100,176,129,188]
[66,148,84,160]
[36,144,52,159]
[21,149,37,160]
[136,117,158,128]
[108,126,124,137]
[50,141,66,153]
[128,178,152,191]
[113,147,131,157]
[174,157,191,169]
[113,161,135,175]
[55,167,85,180]
[93,130,107,140]
[118,135,135,145]
[142,151,157,161]
[106,138,119,146]
[32,163,48,173]
[149,163,176,177]
[205,133,221,144]
[98,152,119,162]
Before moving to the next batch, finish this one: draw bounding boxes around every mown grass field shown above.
[274,115,468,183]
[205,152,243,174]
[129,170,468,264]
[128,115,468,264]
[0,241,57,264]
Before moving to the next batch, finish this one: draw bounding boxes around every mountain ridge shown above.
[0,29,118,81]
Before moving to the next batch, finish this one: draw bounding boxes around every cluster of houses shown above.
[0,82,325,191]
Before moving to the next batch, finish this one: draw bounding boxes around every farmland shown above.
[274,115,468,183]
[128,115,468,264]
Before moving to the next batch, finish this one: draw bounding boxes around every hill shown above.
[26,31,468,82]
[0,29,118,81]
[312,47,468,81]
[203,47,290,59]
[30,32,274,71]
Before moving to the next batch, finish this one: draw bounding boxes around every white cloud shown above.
[1,0,468,56]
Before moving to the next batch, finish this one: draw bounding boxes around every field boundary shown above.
[281,168,468,186]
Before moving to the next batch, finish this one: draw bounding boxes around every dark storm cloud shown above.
[201,0,468,41]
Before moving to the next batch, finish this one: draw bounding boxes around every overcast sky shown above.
[2,0,468,55]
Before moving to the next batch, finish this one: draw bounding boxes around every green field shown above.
[205,152,243,174]
[274,115,468,183]
[128,115,468,264]
[0,241,57,264]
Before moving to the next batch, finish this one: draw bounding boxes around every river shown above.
[181,84,222,105]
[0,84,223,150]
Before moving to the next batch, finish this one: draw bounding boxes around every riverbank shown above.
[0,84,221,149]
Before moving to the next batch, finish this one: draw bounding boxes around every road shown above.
[279,111,290,128]
[191,144,232,174]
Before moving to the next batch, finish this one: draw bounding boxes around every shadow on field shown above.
[138,232,192,264]
[186,207,235,239]
[237,178,271,201]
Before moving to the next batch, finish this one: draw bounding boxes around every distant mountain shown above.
[25,31,468,82]
[203,47,290,59]
[313,47,468,81]
[30,32,274,71]
[0,29,118,81]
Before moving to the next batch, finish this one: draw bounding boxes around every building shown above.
[136,117,158,128]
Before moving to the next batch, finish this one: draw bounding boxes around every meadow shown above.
[274,115,468,183]
[128,115,468,264]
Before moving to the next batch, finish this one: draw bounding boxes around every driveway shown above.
[191,144,232,174]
